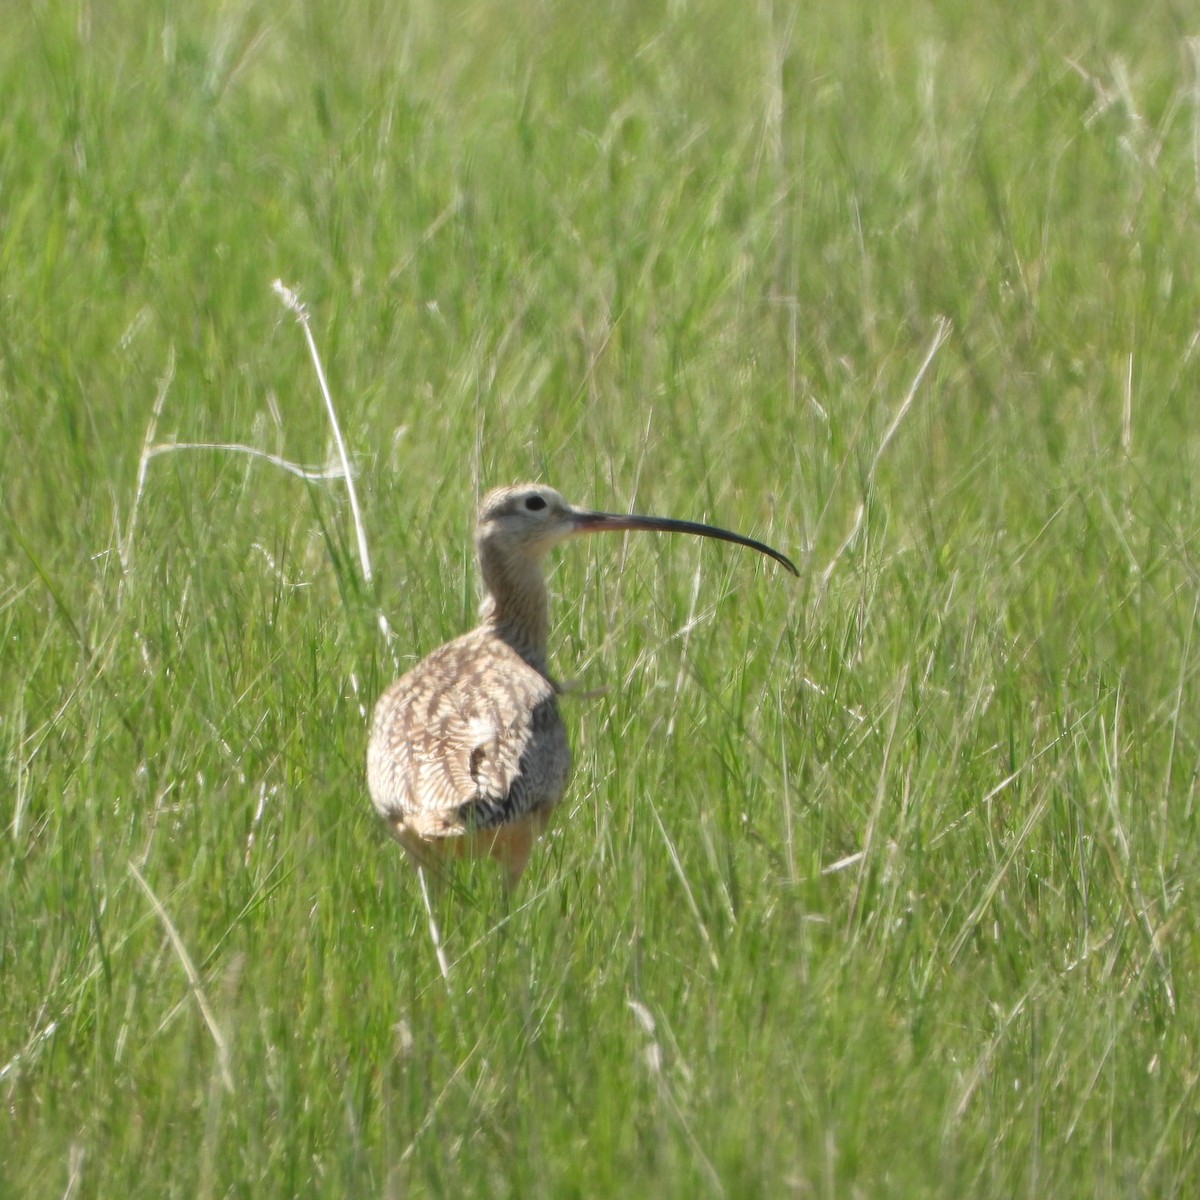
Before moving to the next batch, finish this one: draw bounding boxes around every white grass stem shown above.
[128,860,235,1094]
[122,347,176,577]
[779,705,798,885]
[665,559,704,739]
[631,998,726,1199]
[821,850,865,876]
[950,981,1039,1121]
[1101,687,1177,1014]
[1122,351,1134,456]
[819,501,864,594]
[142,441,349,481]
[397,1038,480,1165]
[62,1141,85,1200]
[931,706,1095,848]
[867,316,951,487]
[0,1015,61,1083]
[648,801,719,972]
[273,279,373,584]
[850,669,907,926]
[946,788,1053,965]
[1190,38,1200,204]
[416,867,453,987]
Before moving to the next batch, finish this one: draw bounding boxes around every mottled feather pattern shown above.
[367,626,571,840]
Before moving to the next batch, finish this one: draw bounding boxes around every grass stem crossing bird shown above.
[367,484,797,886]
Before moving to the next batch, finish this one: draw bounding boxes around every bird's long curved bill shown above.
[571,509,799,575]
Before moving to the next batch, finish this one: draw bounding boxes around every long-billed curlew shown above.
[367,484,797,886]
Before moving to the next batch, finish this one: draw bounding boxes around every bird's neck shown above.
[479,547,551,673]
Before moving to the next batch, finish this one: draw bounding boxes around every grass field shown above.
[3,0,1199,1195]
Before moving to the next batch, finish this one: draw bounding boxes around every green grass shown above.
[2,0,1199,1195]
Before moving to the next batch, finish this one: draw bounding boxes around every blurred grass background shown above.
[2,1,1198,1195]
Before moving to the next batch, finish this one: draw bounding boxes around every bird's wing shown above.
[368,635,570,839]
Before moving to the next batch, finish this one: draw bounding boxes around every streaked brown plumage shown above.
[367,483,797,886]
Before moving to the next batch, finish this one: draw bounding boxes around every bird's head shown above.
[475,483,799,573]
[475,484,580,563]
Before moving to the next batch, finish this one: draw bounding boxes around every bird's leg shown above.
[484,820,536,889]
[482,810,556,889]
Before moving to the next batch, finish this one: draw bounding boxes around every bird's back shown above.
[367,626,570,879]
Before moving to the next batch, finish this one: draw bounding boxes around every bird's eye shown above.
[524,495,548,512]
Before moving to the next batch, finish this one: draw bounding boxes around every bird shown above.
[367,483,797,887]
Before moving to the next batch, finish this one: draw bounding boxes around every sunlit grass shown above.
[2,1,1198,1196]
